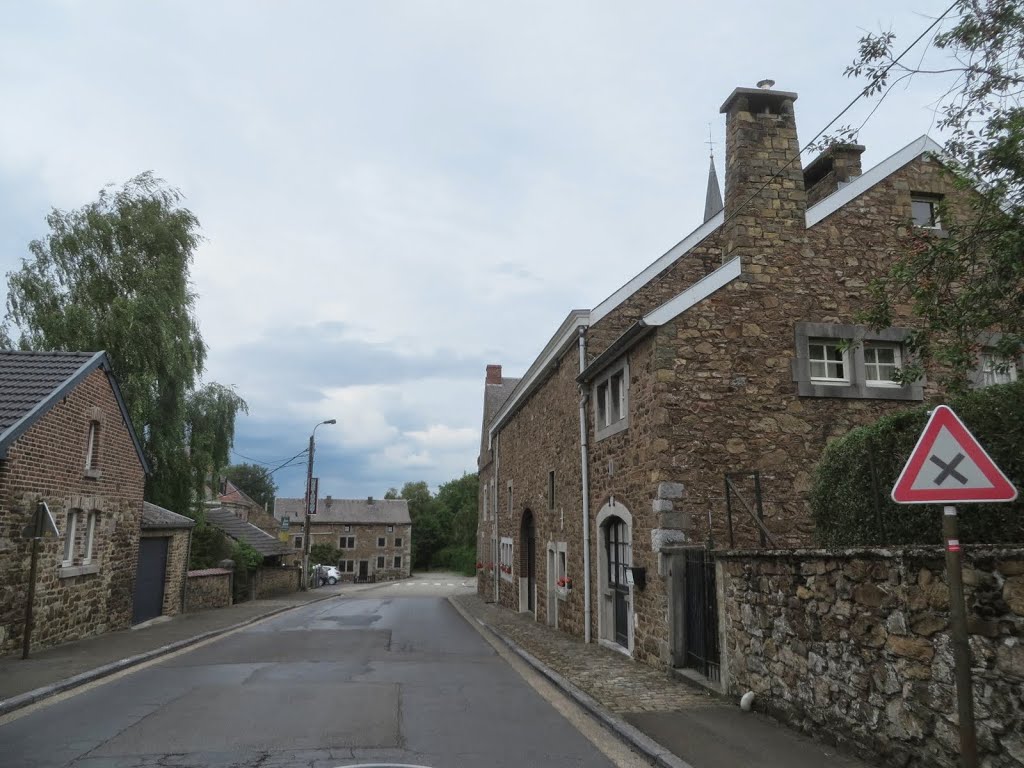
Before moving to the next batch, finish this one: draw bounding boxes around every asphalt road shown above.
[1,576,638,768]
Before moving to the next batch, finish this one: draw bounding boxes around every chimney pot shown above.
[486,364,502,385]
[367,496,374,504]
[757,78,776,90]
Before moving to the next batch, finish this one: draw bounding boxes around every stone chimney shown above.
[486,364,502,385]
[803,143,865,206]
[367,495,374,504]
[325,495,332,507]
[720,81,806,266]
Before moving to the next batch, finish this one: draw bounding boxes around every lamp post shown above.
[302,418,336,590]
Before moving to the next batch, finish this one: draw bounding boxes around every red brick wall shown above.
[0,368,146,655]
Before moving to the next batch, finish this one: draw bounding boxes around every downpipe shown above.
[578,327,593,644]
[493,432,500,605]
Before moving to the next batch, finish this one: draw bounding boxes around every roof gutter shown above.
[577,321,654,384]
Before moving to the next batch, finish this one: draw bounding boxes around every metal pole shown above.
[22,504,43,659]
[301,432,314,591]
[942,505,978,768]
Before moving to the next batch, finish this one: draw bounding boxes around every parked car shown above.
[311,564,341,585]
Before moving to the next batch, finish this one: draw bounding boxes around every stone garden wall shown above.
[718,548,1024,768]
[255,566,299,599]
[185,568,232,611]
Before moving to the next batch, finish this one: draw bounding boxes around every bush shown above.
[431,544,478,576]
[811,381,1024,547]
[310,543,342,567]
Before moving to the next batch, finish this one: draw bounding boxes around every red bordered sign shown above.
[891,405,1018,504]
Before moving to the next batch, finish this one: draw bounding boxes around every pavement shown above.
[452,593,878,768]
[0,584,344,710]
[0,575,633,768]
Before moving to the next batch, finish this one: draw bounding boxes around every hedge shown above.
[811,380,1024,547]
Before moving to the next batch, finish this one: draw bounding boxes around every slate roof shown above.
[141,501,195,530]
[0,349,149,472]
[205,507,291,556]
[274,497,412,525]
[479,376,520,461]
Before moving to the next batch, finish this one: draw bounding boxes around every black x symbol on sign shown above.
[930,452,968,485]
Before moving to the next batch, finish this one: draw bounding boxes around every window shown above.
[387,525,394,533]
[344,525,351,532]
[593,362,629,439]
[808,339,848,383]
[507,483,513,518]
[794,322,923,401]
[394,556,402,569]
[500,536,514,582]
[63,511,78,566]
[979,352,1019,387]
[339,536,355,549]
[377,537,385,547]
[82,512,98,564]
[547,470,555,511]
[84,421,100,471]
[864,343,900,385]
[394,537,403,547]
[293,535,303,549]
[376,555,385,569]
[911,195,942,229]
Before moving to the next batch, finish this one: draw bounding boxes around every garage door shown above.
[133,537,168,624]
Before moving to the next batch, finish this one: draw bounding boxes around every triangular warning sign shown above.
[892,405,1018,504]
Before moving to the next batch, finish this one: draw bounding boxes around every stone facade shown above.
[297,522,411,581]
[0,367,146,656]
[254,565,300,598]
[718,548,1024,768]
[140,527,191,616]
[185,568,232,611]
[476,82,984,670]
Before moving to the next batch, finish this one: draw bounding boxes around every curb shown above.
[0,592,338,718]
[448,596,694,768]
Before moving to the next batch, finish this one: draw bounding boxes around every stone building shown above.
[207,478,281,537]
[476,82,1018,670]
[274,496,412,581]
[0,350,149,655]
[135,501,194,624]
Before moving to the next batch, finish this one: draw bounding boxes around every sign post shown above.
[891,405,1017,768]
[21,501,59,660]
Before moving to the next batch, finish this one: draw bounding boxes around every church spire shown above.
[703,153,723,222]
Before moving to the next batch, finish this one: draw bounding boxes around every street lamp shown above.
[302,418,336,590]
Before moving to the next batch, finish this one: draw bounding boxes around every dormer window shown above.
[911,195,942,229]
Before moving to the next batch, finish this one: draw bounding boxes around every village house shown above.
[205,478,281,538]
[274,496,412,581]
[0,350,149,654]
[476,81,1019,672]
[135,501,194,624]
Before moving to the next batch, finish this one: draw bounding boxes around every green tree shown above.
[3,173,246,514]
[310,542,342,568]
[435,473,479,548]
[831,1,1024,390]
[223,462,279,512]
[396,481,444,570]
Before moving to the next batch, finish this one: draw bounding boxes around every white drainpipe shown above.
[577,327,593,643]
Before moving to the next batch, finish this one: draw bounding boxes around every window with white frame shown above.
[344,525,352,532]
[593,361,629,439]
[387,525,394,533]
[339,536,355,549]
[979,352,1019,387]
[395,537,403,547]
[63,511,78,566]
[864,343,901,385]
[82,511,98,564]
[808,339,849,383]
[500,536,513,582]
[911,195,942,229]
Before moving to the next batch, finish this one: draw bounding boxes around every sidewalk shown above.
[0,587,340,712]
[452,594,876,768]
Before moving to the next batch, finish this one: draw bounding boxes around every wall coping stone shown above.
[187,568,232,577]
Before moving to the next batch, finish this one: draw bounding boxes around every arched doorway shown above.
[597,500,632,652]
[519,510,536,614]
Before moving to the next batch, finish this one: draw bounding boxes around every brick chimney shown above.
[486,364,502,385]
[720,80,806,266]
[803,143,865,206]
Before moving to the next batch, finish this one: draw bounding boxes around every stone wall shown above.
[288,522,411,580]
[255,565,299,598]
[718,548,1024,768]
[185,569,232,611]
[140,527,191,616]
[0,368,146,656]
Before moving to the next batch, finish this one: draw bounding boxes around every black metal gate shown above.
[133,537,168,624]
[682,548,720,682]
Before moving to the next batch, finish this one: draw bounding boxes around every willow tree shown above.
[4,172,246,514]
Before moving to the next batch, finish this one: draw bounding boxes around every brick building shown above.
[476,82,1019,670]
[274,496,412,581]
[0,350,149,655]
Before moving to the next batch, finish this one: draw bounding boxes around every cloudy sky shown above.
[0,1,957,499]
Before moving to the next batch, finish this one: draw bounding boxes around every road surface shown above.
[1,573,645,768]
